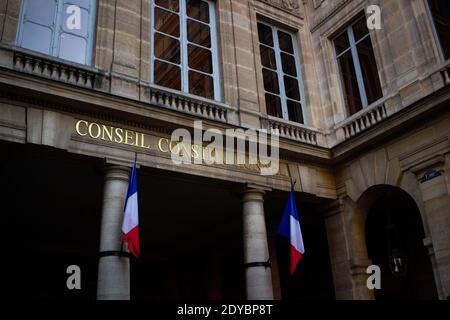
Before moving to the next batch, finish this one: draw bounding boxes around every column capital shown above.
[103,165,131,183]
[241,184,271,202]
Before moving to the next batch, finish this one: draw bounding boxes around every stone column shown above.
[242,185,274,300]
[97,165,131,300]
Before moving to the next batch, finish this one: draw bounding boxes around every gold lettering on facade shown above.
[125,130,134,146]
[75,121,270,172]
[75,120,88,136]
[101,125,113,141]
[115,128,124,144]
[75,120,150,150]
[88,123,101,139]
[139,133,151,149]
[158,138,170,153]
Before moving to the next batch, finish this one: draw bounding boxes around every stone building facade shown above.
[0,0,449,300]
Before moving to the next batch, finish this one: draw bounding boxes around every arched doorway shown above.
[364,186,438,300]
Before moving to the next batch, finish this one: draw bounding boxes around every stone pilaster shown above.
[110,0,142,99]
[97,165,131,300]
[242,185,274,300]
[413,155,450,299]
[322,198,374,300]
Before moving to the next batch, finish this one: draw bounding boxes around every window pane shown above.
[257,23,273,47]
[262,69,280,94]
[154,60,181,90]
[63,0,91,10]
[154,33,180,63]
[24,0,56,26]
[155,7,180,37]
[187,0,210,23]
[62,5,89,37]
[21,23,53,54]
[155,0,179,12]
[284,76,300,101]
[337,51,363,115]
[281,52,297,77]
[187,19,211,47]
[189,71,214,99]
[260,45,276,70]
[352,16,369,42]
[265,93,282,118]
[287,100,304,124]
[58,33,87,64]
[428,0,450,60]
[188,44,212,74]
[334,32,350,56]
[278,31,294,54]
[357,36,383,104]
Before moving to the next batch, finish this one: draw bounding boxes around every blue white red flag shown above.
[122,161,140,258]
[278,192,305,275]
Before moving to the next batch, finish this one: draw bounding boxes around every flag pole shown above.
[291,178,297,192]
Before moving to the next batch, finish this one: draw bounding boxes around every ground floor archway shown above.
[364,186,438,300]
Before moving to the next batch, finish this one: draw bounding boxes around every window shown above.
[257,22,305,124]
[426,0,450,60]
[150,0,220,101]
[334,16,382,116]
[17,0,96,65]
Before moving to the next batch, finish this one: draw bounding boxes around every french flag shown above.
[278,192,305,275]
[122,161,140,259]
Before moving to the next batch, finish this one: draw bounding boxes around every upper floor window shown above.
[426,0,450,61]
[334,16,382,117]
[150,0,220,101]
[257,22,305,124]
[17,0,96,65]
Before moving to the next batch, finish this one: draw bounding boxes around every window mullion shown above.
[150,0,155,84]
[86,0,96,65]
[424,0,445,61]
[348,25,368,108]
[53,0,63,58]
[209,0,220,101]
[180,0,189,94]
[273,27,289,120]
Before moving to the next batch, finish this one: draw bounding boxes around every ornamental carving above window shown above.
[258,0,300,15]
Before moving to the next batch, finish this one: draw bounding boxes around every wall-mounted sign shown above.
[420,170,442,184]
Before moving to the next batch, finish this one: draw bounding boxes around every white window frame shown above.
[258,21,306,125]
[150,0,221,102]
[424,0,446,62]
[16,0,96,66]
[333,16,374,113]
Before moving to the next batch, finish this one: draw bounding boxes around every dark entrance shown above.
[133,168,245,300]
[0,140,103,299]
[365,186,438,300]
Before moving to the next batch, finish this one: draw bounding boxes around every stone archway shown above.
[363,185,438,300]
[325,148,446,300]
